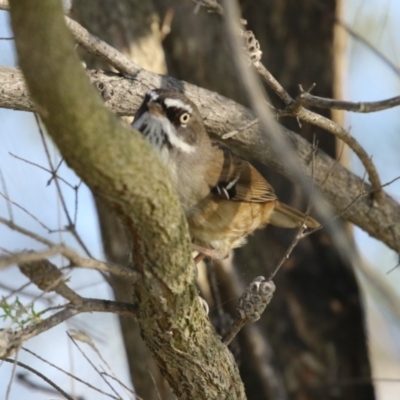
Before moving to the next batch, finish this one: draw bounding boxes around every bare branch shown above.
[0,245,138,279]
[281,105,383,202]
[1,298,138,358]
[0,358,75,400]
[34,114,93,257]
[67,332,124,400]
[0,216,54,247]
[299,91,400,113]
[22,347,126,400]
[310,0,400,77]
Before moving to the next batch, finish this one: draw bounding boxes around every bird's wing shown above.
[208,142,277,203]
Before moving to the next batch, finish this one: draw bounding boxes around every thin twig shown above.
[1,357,74,400]
[5,348,19,400]
[0,169,13,221]
[256,70,383,203]
[101,371,137,397]
[282,106,383,203]
[35,114,93,257]
[267,137,319,280]
[22,347,122,400]
[0,280,35,302]
[222,318,245,346]
[0,190,58,233]
[222,118,259,139]
[299,91,400,113]
[0,245,138,279]
[1,299,137,358]
[69,328,136,399]
[9,152,75,189]
[67,332,124,400]
[0,216,55,246]
[311,0,400,77]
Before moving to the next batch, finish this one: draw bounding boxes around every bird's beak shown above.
[147,102,163,117]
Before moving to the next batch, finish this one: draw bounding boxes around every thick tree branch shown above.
[7,1,245,399]
[1,65,400,253]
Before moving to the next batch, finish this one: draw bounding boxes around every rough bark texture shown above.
[70,2,172,398]
[8,1,246,399]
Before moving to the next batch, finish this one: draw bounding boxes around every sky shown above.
[1,1,400,399]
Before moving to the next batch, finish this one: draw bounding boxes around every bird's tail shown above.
[269,202,320,229]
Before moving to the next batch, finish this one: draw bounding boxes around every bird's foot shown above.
[191,243,226,264]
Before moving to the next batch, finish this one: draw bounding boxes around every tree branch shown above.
[1,65,400,253]
[0,298,138,358]
[0,358,75,400]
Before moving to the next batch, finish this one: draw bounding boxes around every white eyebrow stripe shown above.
[147,90,159,101]
[164,98,193,113]
[163,117,195,153]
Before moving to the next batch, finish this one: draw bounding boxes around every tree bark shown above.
[70,2,172,398]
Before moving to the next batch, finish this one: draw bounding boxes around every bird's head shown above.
[132,89,207,154]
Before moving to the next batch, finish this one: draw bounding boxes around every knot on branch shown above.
[95,80,114,101]
[241,30,262,65]
[237,276,275,322]
[19,258,63,292]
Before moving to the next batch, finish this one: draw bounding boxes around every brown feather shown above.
[269,202,320,229]
[208,142,277,203]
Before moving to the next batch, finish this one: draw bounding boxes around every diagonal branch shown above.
[0,298,138,358]
[1,66,400,254]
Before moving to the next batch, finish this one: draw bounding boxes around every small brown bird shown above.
[132,89,319,260]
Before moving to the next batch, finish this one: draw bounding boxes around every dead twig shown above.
[1,299,137,358]
[0,246,137,279]
[35,114,93,257]
[298,91,400,113]
[67,332,124,400]
[0,358,75,400]
[245,43,383,203]
[222,118,259,139]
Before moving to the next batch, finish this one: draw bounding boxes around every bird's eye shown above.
[179,113,191,124]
